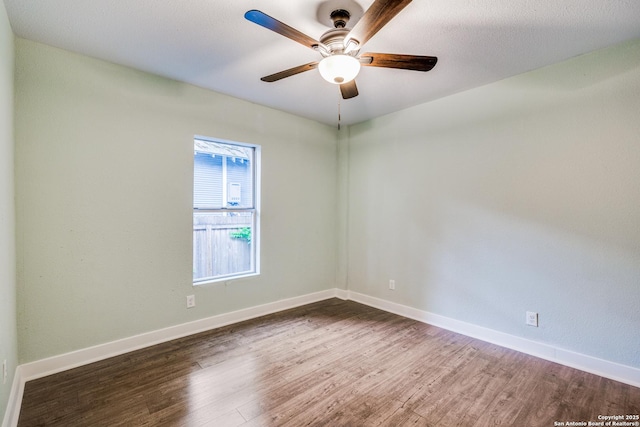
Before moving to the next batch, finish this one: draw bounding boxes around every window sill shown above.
[193,272,260,286]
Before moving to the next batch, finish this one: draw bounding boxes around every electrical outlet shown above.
[526,311,538,327]
[186,295,196,309]
[389,280,396,290]
[2,359,7,384]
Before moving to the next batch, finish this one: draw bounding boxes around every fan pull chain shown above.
[338,100,341,130]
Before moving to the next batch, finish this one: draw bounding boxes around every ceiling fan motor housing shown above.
[319,9,360,57]
[320,28,357,56]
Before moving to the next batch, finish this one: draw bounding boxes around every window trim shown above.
[193,136,261,285]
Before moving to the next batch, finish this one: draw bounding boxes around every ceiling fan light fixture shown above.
[318,54,361,84]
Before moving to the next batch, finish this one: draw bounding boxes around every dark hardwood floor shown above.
[18,298,640,426]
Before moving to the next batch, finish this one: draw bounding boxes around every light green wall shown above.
[15,39,338,363]
[347,39,640,368]
[336,127,350,289]
[0,1,17,421]
[11,26,640,374]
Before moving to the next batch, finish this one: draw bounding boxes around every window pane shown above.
[194,152,223,208]
[194,139,254,209]
[225,155,254,208]
[193,211,254,282]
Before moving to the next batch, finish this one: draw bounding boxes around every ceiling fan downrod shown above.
[330,9,351,28]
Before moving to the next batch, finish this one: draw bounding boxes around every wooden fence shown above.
[193,214,252,281]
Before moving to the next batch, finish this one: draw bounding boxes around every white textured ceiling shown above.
[4,0,640,126]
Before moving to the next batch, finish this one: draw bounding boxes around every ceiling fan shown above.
[244,0,438,100]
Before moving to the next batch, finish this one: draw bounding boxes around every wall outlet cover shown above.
[526,311,538,327]
[186,295,196,308]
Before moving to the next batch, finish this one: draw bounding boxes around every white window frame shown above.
[193,136,261,285]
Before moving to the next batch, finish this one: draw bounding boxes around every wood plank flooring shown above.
[18,299,640,426]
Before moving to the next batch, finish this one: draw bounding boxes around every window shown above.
[193,137,260,284]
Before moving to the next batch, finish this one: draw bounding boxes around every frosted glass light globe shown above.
[318,54,361,84]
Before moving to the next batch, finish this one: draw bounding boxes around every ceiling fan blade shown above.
[340,80,359,99]
[261,62,319,82]
[361,53,438,71]
[245,10,322,51]
[345,0,413,48]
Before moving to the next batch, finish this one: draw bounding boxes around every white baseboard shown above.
[19,288,342,382]
[4,287,639,427]
[345,290,640,388]
[334,288,349,300]
[1,365,23,427]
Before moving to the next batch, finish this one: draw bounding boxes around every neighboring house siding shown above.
[194,153,251,208]
[194,153,223,208]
